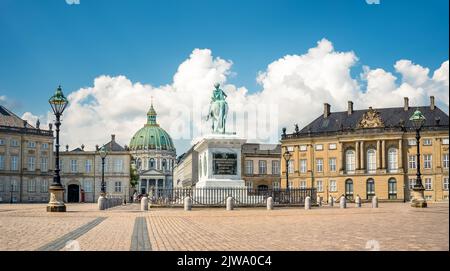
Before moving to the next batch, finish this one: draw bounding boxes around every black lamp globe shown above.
[99,146,108,159]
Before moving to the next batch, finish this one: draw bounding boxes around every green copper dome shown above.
[129,102,175,151]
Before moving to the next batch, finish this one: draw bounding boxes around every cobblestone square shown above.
[0,203,448,251]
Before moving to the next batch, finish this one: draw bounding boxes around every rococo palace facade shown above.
[280,97,449,202]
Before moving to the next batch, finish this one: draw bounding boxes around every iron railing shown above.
[146,187,317,207]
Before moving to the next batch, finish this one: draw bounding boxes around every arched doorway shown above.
[68,184,80,203]
[345,179,354,200]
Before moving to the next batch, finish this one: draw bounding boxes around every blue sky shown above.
[0,0,448,117]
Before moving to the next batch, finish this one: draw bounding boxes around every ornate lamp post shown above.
[47,86,68,212]
[283,148,292,190]
[409,109,427,208]
[97,146,108,210]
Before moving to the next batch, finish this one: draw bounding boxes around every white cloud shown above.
[25,39,449,153]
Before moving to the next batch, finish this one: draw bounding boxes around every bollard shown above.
[340,196,347,209]
[184,196,192,211]
[305,196,311,210]
[355,195,362,208]
[226,197,234,211]
[372,196,378,208]
[141,196,149,211]
[328,195,334,207]
[267,197,274,210]
[98,195,106,210]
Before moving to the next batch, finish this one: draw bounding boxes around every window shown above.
[258,160,267,175]
[0,138,4,145]
[424,154,432,169]
[316,159,323,172]
[329,180,337,192]
[425,195,432,201]
[299,145,307,151]
[388,148,398,172]
[28,179,36,192]
[443,178,449,191]
[10,156,18,171]
[85,160,92,173]
[272,161,280,175]
[407,139,416,146]
[245,160,253,175]
[388,179,397,199]
[10,139,19,147]
[288,160,294,174]
[27,141,36,148]
[409,178,416,190]
[366,179,375,199]
[41,143,48,149]
[288,181,293,189]
[149,158,155,169]
[40,179,48,193]
[0,155,4,170]
[423,139,432,146]
[329,143,337,150]
[40,157,48,172]
[316,180,323,192]
[408,155,417,169]
[28,156,35,171]
[162,159,167,171]
[443,138,449,145]
[203,156,207,176]
[114,181,122,192]
[366,149,377,173]
[425,178,432,190]
[273,181,280,190]
[71,160,78,173]
[115,159,124,172]
[245,180,253,189]
[300,159,307,173]
[443,154,449,169]
[329,158,336,172]
[84,180,93,193]
[345,149,356,172]
[315,144,323,151]
[287,146,295,152]
[59,159,64,172]
[0,180,4,192]
[299,180,306,189]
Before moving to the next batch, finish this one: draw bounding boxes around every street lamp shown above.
[409,109,427,208]
[283,148,292,190]
[47,86,68,212]
[97,146,108,210]
[99,146,108,195]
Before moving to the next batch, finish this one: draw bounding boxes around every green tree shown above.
[130,165,139,188]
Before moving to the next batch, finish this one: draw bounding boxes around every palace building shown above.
[242,143,281,191]
[59,135,131,203]
[0,105,54,203]
[129,101,176,195]
[280,97,449,202]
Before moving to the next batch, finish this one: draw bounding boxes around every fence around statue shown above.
[146,187,317,207]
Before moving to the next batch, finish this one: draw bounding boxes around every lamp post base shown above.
[410,187,427,208]
[47,185,66,212]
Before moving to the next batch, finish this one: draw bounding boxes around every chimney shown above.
[324,103,331,118]
[404,97,409,111]
[348,101,354,115]
[430,96,435,110]
[111,134,116,142]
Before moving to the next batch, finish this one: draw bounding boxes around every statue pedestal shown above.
[47,184,66,212]
[193,133,246,188]
[411,187,427,208]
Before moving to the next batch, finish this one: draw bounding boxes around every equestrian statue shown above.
[206,83,228,134]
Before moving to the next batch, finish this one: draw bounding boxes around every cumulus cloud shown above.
[24,39,449,153]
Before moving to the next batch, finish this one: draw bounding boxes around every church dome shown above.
[129,102,175,152]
